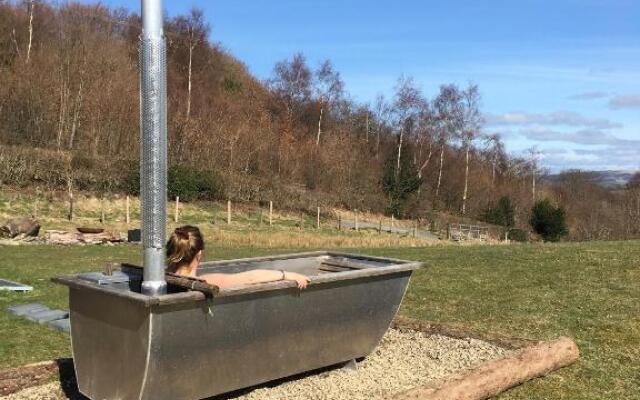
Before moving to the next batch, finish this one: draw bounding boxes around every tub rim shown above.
[53,251,424,307]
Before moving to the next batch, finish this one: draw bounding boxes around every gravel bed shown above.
[3,329,510,400]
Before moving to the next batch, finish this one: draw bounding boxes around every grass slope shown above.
[1,241,639,399]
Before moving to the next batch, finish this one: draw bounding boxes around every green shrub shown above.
[506,228,528,242]
[168,166,219,202]
[482,196,515,228]
[122,164,219,202]
[122,163,140,196]
[530,199,568,242]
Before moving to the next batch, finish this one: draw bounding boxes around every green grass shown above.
[1,241,639,399]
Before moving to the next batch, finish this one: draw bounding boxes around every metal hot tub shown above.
[55,251,421,400]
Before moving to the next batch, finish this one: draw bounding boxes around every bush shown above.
[168,166,219,202]
[506,228,528,242]
[123,164,220,202]
[381,150,421,218]
[530,199,568,242]
[482,196,515,228]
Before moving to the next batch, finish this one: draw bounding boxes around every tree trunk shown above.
[316,103,323,146]
[186,44,193,121]
[491,162,496,187]
[365,112,369,142]
[532,170,536,203]
[395,127,404,180]
[376,125,381,159]
[67,80,83,149]
[462,144,470,215]
[417,142,433,180]
[435,145,445,197]
[11,28,21,59]
[391,337,579,400]
[26,0,34,64]
[56,78,69,150]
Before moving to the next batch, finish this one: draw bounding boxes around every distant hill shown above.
[545,170,638,189]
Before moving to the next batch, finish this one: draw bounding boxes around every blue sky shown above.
[87,0,639,172]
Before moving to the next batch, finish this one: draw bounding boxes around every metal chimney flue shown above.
[140,0,167,295]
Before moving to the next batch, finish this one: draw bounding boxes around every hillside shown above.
[546,170,637,189]
[0,2,639,241]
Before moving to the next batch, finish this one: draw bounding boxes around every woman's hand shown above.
[284,271,310,289]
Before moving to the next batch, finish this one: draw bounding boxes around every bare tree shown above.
[269,53,312,173]
[392,76,424,181]
[526,146,541,202]
[483,133,506,187]
[372,94,390,158]
[314,60,344,146]
[459,84,482,215]
[433,84,463,198]
[415,101,436,181]
[25,0,34,64]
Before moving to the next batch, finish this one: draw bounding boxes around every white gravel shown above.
[3,329,510,400]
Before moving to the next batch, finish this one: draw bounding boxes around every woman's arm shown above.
[201,269,310,289]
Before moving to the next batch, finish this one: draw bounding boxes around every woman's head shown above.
[166,225,204,272]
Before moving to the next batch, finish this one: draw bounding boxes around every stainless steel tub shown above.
[55,251,421,400]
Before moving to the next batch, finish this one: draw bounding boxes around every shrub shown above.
[168,166,219,202]
[482,196,515,228]
[123,164,220,202]
[122,163,140,196]
[506,228,528,242]
[530,199,568,242]
[381,150,421,218]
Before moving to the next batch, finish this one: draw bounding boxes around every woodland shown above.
[1,1,639,240]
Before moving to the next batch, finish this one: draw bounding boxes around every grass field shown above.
[1,241,639,399]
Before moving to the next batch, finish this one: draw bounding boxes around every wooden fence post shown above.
[269,201,273,227]
[100,195,105,223]
[317,207,320,229]
[355,209,359,231]
[174,196,180,223]
[379,219,382,234]
[391,214,395,229]
[125,195,131,225]
[338,215,341,231]
[67,187,74,221]
[227,200,231,225]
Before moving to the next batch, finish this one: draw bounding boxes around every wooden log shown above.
[391,337,579,400]
[165,272,219,297]
[121,263,219,297]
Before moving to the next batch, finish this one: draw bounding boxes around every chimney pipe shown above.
[140,0,167,296]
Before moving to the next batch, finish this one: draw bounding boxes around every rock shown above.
[0,218,40,239]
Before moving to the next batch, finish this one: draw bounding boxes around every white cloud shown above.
[485,111,622,129]
[519,127,640,146]
[568,91,609,100]
[609,95,640,110]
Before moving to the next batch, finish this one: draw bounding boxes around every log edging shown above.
[390,317,580,400]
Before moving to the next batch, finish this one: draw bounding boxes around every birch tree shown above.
[392,76,424,181]
[25,0,34,64]
[483,133,506,187]
[459,84,482,215]
[314,60,344,146]
[433,84,463,198]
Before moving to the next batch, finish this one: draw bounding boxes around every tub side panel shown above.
[143,272,411,400]
[69,287,150,400]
